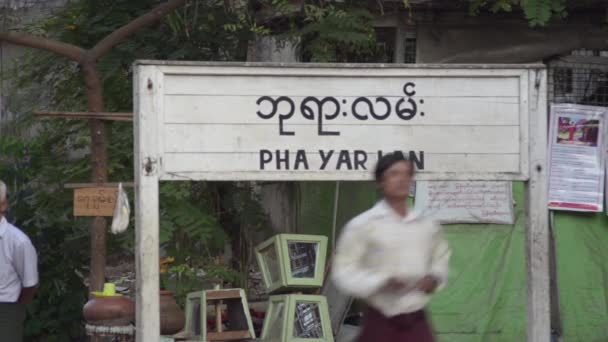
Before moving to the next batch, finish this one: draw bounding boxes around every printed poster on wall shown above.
[548,103,606,212]
[414,181,514,224]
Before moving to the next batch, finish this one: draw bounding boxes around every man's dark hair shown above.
[374,152,415,182]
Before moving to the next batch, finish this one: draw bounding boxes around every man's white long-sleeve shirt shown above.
[331,200,450,317]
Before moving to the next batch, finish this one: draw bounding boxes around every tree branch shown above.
[0,32,85,62]
[89,0,186,60]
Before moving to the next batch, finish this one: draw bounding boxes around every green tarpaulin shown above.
[554,211,608,342]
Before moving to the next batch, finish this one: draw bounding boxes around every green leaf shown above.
[522,0,553,26]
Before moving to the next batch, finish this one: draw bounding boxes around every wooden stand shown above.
[183,288,255,341]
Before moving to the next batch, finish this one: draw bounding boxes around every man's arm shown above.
[17,286,37,305]
[14,239,39,304]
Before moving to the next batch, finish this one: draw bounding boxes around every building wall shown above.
[415,11,607,63]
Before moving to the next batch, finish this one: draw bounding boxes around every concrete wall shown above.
[415,11,608,63]
[0,0,68,125]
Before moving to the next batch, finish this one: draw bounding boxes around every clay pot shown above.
[83,295,135,326]
[160,290,185,335]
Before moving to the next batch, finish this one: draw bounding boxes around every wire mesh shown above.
[548,50,608,107]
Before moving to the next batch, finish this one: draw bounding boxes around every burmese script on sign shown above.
[156,65,530,180]
[256,83,422,136]
[73,187,118,217]
[415,181,514,224]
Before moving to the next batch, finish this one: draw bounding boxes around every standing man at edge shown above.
[331,152,451,341]
[0,180,39,342]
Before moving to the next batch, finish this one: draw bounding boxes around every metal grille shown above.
[548,49,608,107]
[404,37,416,63]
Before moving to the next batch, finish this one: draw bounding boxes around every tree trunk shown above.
[0,0,188,294]
[82,61,109,292]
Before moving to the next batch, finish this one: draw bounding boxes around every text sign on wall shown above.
[74,187,117,217]
[415,181,515,224]
[136,63,541,181]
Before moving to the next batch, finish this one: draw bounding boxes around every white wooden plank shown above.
[525,69,550,342]
[164,74,520,97]
[153,63,538,77]
[519,69,530,181]
[163,95,520,125]
[162,124,520,154]
[134,65,162,342]
[160,171,526,182]
[160,152,521,179]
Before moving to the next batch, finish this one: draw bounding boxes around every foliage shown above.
[160,261,241,307]
[0,119,94,341]
[468,0,569,26]
[159,182,227,262]
[0,0,263,340]
[296,4,378,62]
[257,0,383,62]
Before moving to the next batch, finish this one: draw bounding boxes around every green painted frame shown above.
[183,289,256,341]
[255,234,328,294]
[260,294,334,342]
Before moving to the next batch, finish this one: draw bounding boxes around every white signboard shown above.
[134,62,550,342]
[415,181,514,224]
[135,63,538,181]
[548,104,606,212]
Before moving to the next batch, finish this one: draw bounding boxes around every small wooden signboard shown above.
[74,187,118,217]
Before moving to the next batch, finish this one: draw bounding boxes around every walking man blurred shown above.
[331,152,450,342]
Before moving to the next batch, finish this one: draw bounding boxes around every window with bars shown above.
[548,50,608,107]
[404,37,417,64]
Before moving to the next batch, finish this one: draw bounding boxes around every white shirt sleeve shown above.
[13,239,39,288]
[429,223,451,290]
[331,221,389,299]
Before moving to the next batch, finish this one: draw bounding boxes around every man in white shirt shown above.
[331,152,450,342]
[0,180,38,342]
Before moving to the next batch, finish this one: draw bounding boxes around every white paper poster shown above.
[414,181,514,224]
[548,104,606,212]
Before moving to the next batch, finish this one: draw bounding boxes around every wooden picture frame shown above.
[261,294,333,342]
[255,234,328,294]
